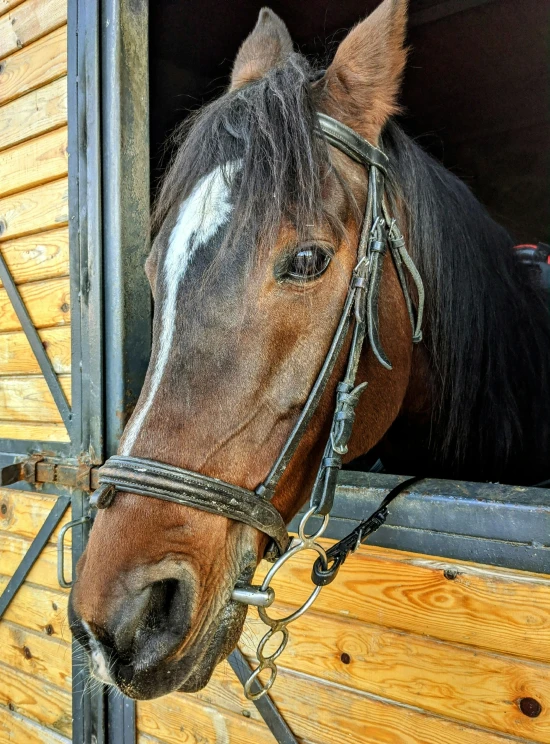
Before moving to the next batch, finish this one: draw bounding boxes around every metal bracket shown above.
[0,457,99,492]
[58,516,92,588]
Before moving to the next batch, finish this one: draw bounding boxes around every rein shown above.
[89,113,425,700]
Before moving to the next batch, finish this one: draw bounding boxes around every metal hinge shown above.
[0,455,100,492]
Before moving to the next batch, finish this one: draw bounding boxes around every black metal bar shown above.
[0,251,72,431]
[228,650,298,744]
[107,690,136,744]
[289,472,550,573]
[68,0,105,465]
[101,0,151,457]
[71,490,106,744]
[68,0,108,740]
[0,495,70,619]
[99,1,150,740]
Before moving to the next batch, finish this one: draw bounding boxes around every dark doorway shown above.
[149,0,549,244]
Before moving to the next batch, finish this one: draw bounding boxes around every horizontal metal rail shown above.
[289,472,550,573]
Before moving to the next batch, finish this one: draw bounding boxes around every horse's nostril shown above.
[145,578,181,630]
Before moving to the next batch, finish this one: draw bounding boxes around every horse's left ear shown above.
[318,0,408,142]
[230,8,293,90]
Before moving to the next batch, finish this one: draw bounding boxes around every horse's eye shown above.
[285,244,332,282]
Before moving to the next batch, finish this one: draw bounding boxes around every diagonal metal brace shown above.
[0,250,72,431]
[228,649,298,744]
[0,495,71,619]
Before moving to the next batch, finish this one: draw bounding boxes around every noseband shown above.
[89,113,425,699]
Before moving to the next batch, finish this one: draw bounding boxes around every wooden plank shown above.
[0,77,66,152]
[0,1,26,18]
[0,178,68,242]
[0,420,69,441]
[0,662,71,738]
[0,533,69,593]
[0,0,66,59]
[138,694,282,744]
[0,488,72,543]
[185,662,533,744]
[0,706,69,744]
[239,607,550,742]
[0,127,68,197]
[0,576,68,639]
[253,540,550,664]
[0,26,66,106]
[0,227,69,286]
[0,373,71,422]
[0,619,72,692]
[0,326,71,375]
[0,276,70,332]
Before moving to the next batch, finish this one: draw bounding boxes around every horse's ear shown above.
[319,0,408,142]
[230,8,293,90]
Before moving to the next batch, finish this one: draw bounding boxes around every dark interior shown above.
[149,0,549,244]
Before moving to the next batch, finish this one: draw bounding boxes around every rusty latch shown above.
[0,457,100,491]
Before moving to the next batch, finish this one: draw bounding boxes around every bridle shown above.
[89,113,425,699]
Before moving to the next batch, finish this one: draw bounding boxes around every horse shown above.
[69,0,550,700]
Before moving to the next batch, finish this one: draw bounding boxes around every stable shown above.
[0,1,549,743]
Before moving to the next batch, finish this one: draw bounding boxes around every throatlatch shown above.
[87,112,425,700]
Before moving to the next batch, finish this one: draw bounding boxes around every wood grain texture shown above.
[0,0,26,17]
[239,607,550,742]
[138,693,281,744]
[0,620,72,692]
[0,575,69,639]
[0,127,68,197]
[0,326,70,375]
[0,177,68,241]
[164,662,535,744]
[0,533,69,592]
[0,0,66,58]
[253,540,550,664]
[0,77,66,151]
[0,662,71,738]
[0,227,68,286]
[0,373,71,422]
[0,420,69,440]
[0,26,66,106]
[0,487,72,542]
[0,706,69,744]
[0,275,70,332]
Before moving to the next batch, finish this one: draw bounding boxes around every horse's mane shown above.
[382,123,550,476]
[153,53,550,479]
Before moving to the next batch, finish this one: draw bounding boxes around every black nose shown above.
[70,576,193,681]
[114,578,192,662]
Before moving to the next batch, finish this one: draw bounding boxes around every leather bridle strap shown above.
[91,456,290,557]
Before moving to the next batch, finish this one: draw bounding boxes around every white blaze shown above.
[122,162,239,455]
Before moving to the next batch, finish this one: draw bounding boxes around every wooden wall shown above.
[0,0,70,443]
[0,486,72,743]
[2,478,549,744]
[139,542,550,744]
[0,2,72,742]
